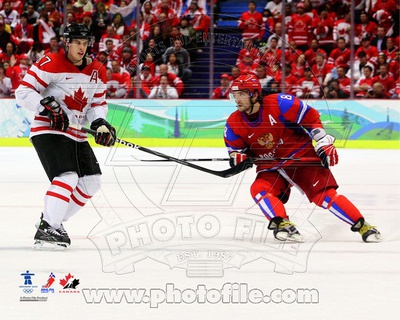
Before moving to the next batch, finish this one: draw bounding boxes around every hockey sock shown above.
[315,189,363,225]
[253,191,287,220]
[43,171,78,229]
[63,174,101,221]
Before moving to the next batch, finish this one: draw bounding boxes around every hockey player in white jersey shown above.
[15,23,116,249]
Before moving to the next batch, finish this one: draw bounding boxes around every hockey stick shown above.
[79,126,254,178]
[132,156,321,163]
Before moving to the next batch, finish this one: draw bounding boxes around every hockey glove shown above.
[229,152,247,167]
[90,118,116,147]
[39,96,69,132]
[312,128,338,168]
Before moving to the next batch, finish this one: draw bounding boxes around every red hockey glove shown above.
[229,152,247,167]
[90,118,116,147]
[39,96,69,132]
[312,129,338,168]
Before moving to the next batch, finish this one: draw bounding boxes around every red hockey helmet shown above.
[230,74,261,97]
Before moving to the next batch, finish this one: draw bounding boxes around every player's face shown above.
[67,39,89,64]
[231,90,252,112]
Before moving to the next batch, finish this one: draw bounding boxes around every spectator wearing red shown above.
[137,65,155,97]
[294,66,321,98]
[44,0,62,30]
[282,63,298,94]
[288,2,313,53]
[111,59,131,93]
[328,37,350,68]
[13,13,34,54]
[261,9,275,38]
[303,0,319,20]
[96,51,110,68]
[383,38,398,62]
[388,49,399,81]
[393,78,400,99]
[312,5,335,56]
[285,40,303,65]
[106,67,127,98]
[5,53,30,96]
[259,37,282,67]
[372,9,394,36]
[290,53,307,81]
[130,12,151,43]
[212,73,231,99]
[0,41,18,66]
[120,46,137,75]
[371,63,396,96]
[336,66,351,97]
[37,12,57,50]
[355,35,379,65]
[304,39,327,68]
[238,0,265,41]
[10,0,23,15]
[354,65,375,98]
[237,38,260,65]
[333,11,351,44]
[155,0,179,27]
[312,53,333,87]
[355,11,378,46]
[44,37,65,55]
[152,63,184,96]
[371,0,398,16]
[237,52,258,75]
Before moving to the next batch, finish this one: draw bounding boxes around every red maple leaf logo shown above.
[59,273,74,287]
[64,87,88,112]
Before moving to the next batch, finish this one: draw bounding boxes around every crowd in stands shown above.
[0,0,399,99]
[213,0,399,99]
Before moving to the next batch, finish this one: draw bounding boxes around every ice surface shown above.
[0,146,399,319]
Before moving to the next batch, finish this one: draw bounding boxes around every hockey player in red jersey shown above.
[224,74,382,243]
[15,23,116,249]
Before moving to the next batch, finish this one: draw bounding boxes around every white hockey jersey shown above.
[15,52,108,142]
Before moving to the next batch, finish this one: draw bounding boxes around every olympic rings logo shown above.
[23,288,34,294]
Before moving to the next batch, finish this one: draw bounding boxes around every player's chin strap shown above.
[246,92,259,115]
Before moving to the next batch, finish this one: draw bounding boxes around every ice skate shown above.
[35,213,70,245]
[34,219,71,249]
[269,217,304,242]
[351,218,382,243]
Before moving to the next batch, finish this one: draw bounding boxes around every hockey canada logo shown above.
[59,273,80,293]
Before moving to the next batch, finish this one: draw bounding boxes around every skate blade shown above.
[33,240,69,250]
[364,233,383,243]
[275,232,305,243]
